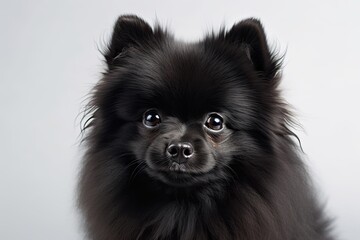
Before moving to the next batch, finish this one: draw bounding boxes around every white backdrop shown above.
[1,0,359,239]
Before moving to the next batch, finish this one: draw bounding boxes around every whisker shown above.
[122,159,142,171]
[132,164,148,180]
[129,162,147,182]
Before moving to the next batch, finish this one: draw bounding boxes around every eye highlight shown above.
[205,113,224,131]
[143,109,161,128]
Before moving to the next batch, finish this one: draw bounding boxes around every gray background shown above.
[1,0,359,239]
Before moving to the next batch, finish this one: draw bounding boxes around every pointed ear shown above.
[225,18,280,78]
[104,15,154,68]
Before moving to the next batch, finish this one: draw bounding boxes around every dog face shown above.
[88,15,282,187]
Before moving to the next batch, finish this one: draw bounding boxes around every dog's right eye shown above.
[143,109,161,128]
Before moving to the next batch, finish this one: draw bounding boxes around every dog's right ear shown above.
[104,15,154,68]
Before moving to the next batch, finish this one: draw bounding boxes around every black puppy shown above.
[79,15,334,240]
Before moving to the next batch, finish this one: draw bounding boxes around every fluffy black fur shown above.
[79,15,334,240]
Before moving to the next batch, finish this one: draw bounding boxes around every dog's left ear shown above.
[225,18,280,79]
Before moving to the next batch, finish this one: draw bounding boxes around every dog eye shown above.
[205,113,224,131]
[143,109,161,127]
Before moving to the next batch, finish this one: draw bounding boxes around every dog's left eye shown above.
[143,109,161,127]
[205,113,224,131]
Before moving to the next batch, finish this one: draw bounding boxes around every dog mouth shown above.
[146,163,209,187]
[157,171,200,187]
[169,162,187,172]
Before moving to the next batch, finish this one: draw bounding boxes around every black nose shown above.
[166,142,194,163]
